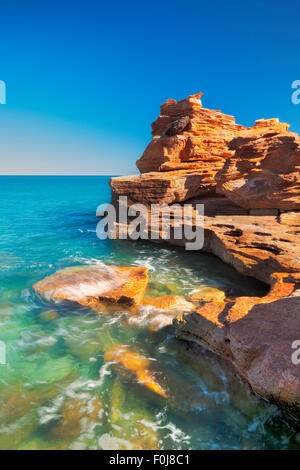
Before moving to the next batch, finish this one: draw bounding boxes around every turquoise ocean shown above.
[0,176,298,450]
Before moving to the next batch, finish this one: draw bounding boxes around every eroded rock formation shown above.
[109,92,300,420]
[136,92,244,174]
[216,131,300,210]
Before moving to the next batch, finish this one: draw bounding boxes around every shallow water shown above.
[0,176,299,450]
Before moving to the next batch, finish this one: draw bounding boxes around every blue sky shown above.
[0,0,299,175]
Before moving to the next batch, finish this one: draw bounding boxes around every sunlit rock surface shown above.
[33,265,148,310]
[110,170,217,205]
[143,294,194,311]
[216,131,300,210]
[189,286,226,304]
[136,92,244,174]
[111,94,294,206]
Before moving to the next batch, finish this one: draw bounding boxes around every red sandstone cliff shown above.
[109,92,300,420]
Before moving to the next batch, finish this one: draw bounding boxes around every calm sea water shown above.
[0,176,298,450]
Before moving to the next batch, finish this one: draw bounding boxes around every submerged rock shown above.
[110,378,126,424]
[49,396,104,441]
[143,294,194,311]
[33,265,148,311]
[189,286,226,304]
[0,410,38,450]
[104,344,167,398]
[107,378,159,450]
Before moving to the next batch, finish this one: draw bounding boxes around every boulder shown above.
[33,265,148,311]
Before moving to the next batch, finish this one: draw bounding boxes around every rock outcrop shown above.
[174,273,300,420]
[108,92,300,420]
[136,92,244,174]
[110,169,217,205]
[216,131,300,210]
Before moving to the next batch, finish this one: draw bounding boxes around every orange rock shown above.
[216,132,300,210]
[203,214,300,284]
[136,93,245,174]
[189,286,226,304]
[33,265,148,311]
[104,344,167,398]
[111,93,296,208]
[143,294,194,311]
[110,169,217,205]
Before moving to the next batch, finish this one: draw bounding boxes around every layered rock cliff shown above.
[109,92,300,420]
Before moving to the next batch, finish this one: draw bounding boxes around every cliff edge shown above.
[109,92,300,420]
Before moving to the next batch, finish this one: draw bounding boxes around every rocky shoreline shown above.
[109,92,300,420]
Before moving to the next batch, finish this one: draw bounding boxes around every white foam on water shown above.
[98,433,134,450]
[138,417,190,446]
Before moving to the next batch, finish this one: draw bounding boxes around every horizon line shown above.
[0,173,123,176]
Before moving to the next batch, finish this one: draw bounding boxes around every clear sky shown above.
[0,0,299,175]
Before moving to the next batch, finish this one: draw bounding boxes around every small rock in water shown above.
[33,265,148,312]
[143,294,194,311]
[189,286,226,304]
[0,410,38,450]
[39,309,59,323]
[104,344,167,398]
[110,378,126,424]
